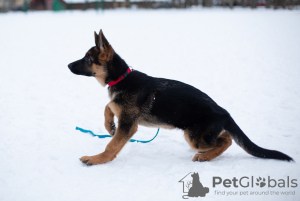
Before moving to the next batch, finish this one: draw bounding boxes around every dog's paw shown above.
[110,123,116,135]
[105,122,116,136]
[80,153,115,166]
[80,156,93,166]
[80,155,104,166]
[192,154,209,162]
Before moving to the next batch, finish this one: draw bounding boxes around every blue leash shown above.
[76,127,160,143]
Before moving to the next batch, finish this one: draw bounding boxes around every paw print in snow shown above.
[256,177,266,187]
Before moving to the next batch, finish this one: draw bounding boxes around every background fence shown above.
[0,0,299,12]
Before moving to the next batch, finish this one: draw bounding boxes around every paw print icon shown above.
[256,177,266,187]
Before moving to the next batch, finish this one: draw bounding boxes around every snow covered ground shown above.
[0,8,300,201]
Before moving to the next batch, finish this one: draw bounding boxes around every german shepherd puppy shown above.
[68,30,293,165]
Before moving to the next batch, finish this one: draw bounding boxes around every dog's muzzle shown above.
[68,63,73,70]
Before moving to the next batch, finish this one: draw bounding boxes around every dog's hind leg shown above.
[185,129,232,162]
[193,132,232,161]
[104,104,116,136]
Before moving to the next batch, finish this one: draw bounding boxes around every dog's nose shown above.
[68,63,73,70]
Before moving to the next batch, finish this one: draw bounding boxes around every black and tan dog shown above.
[68,30,293,165]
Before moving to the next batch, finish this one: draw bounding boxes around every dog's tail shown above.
[224,116,294,162]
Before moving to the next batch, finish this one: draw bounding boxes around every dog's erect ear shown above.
[95,29,114,63]
[94,31,100,48]
[94,29,110,50]
[98,29,111,51]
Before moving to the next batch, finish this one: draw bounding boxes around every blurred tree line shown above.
[0,0,299,12]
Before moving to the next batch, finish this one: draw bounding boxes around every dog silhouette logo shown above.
[179,172,209,199]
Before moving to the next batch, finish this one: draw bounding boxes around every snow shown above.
[0,8,300,201]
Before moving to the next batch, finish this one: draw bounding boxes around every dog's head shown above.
[68,29,114,86]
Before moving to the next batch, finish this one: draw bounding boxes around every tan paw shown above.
[192,154,210,162]
[80,153,114,166]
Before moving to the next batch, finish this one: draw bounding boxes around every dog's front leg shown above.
[104,104,116,136]
[80,116,138,165]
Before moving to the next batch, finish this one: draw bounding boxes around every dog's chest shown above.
[108,89,119,101]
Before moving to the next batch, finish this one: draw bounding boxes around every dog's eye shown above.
[85,57,92,64]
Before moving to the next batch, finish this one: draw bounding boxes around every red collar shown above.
[108,68,132,87]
